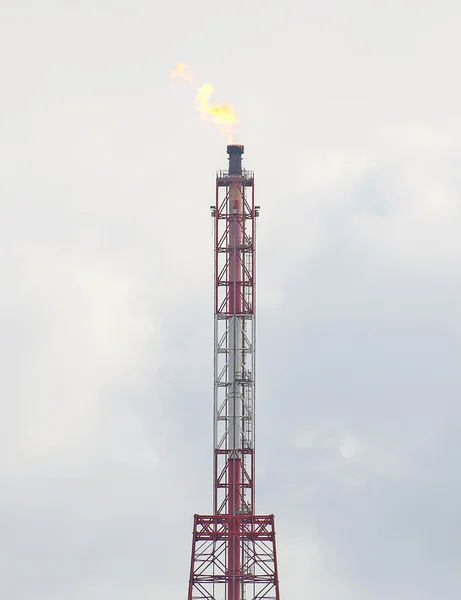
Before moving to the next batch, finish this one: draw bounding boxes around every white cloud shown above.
[294,422,407,480]
[277,534,353,600]
[2,240,157,471]
[276,124,461,277]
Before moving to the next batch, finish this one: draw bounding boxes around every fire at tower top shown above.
[171,63,238,142]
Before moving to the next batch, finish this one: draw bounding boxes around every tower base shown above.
[188,514,280,600]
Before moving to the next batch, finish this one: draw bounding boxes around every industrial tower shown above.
[187,145,281,600]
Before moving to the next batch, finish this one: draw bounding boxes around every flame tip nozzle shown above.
[227,144,244,175]
[227,144,244,155]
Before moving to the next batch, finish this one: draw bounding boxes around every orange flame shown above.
[170,62,193,83]
[171,63,237,140]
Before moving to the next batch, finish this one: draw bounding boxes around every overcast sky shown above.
[1,1,461,599]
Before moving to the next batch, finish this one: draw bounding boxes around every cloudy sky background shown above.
[1,1,461,598]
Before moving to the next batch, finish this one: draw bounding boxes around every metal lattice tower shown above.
[187,145,281,600]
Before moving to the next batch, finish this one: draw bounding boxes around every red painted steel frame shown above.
[188,514,280,600]
[187,152,280,600]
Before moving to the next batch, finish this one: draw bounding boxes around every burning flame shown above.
[195,83,237,132]
[171,63,238,141]
[170,62,193,83]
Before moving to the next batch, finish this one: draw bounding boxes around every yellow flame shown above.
[195,83,238,131]
[171,64,238,138]
[170,62,193,83]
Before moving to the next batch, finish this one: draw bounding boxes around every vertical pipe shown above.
[227,145,244,600]
[213,179,219,516]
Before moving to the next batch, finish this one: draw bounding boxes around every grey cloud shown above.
[2,1,461,599]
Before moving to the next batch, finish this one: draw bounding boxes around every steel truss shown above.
[188,514,280,600]
[213,170,255,519]
[188,149,280,600]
